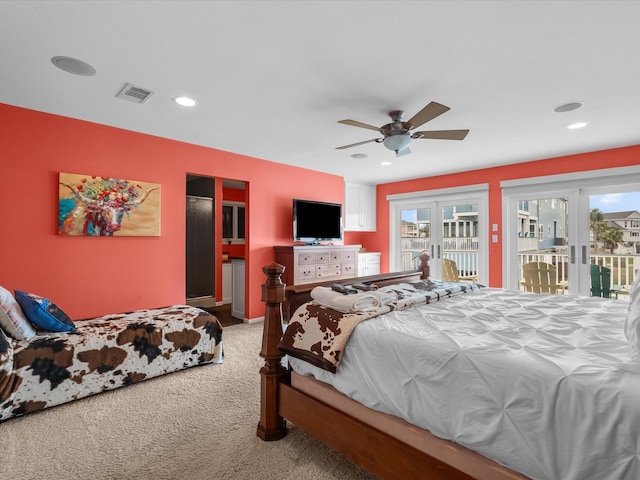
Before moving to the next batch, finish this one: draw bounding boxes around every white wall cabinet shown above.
[358,252,381,277]
[344,182,376,231]
[222,262,232,305]
[231,258,245,320]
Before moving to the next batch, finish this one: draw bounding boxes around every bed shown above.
[256,260,640,480]
[1,304,223,421]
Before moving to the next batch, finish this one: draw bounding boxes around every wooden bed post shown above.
[418,252,430,280]
[256,262,288,441]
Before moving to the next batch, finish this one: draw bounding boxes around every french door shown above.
[389,185,488,284]
[502,166,640,296]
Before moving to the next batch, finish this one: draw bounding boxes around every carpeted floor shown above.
[0,322,374,480]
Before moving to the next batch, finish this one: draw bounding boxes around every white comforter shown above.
[289,288,640,480]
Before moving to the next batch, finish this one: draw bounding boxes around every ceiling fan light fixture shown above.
[383,132,411,153]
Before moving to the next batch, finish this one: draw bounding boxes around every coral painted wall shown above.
[361,144,640,286]
[0,103,344,321]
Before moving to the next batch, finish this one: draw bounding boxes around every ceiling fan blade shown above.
[338,119,381,131]
[335,138,381,150]
[405,102,450,129]
[413,129,469,140]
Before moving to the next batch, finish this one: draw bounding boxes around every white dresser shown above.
[274,245,361,286]
[358,252,381,277]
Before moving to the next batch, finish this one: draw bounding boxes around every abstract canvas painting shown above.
[58,173,161,236]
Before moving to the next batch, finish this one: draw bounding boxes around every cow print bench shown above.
[0,305,223,422]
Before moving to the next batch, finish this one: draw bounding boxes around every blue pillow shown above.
[14,290,76,333]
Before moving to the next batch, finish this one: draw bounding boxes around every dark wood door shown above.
[186,195,214,298]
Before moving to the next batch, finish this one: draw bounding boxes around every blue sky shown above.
[590,192,640,213]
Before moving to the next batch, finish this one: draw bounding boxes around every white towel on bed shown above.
[369,289,398,306]
[310,287,380,313]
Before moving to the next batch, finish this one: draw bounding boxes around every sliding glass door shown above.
[502,167,640,297]
[389,185,488,284]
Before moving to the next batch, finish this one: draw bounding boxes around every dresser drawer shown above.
[298,253,316,265]
[297,267,317,283]
[316,263,340,273]
[342,250,357,262]
[314,251,332,264]
[331,251,343,262]
[316,263,341,279]
[341,263,356,276]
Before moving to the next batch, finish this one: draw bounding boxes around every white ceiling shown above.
[1,1,639,185]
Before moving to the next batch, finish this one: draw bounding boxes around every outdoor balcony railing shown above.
[401,238,637,299]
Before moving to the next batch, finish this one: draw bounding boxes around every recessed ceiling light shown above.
[51,56,96,76]
[174,96,196,107]
[567,122,588,130]
[350,153,368,159]
[554,102,583,113]
[380,161,392,166]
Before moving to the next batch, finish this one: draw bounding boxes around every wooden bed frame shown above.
[257,257,527,480]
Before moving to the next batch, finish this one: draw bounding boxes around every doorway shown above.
[185,175,248,317]
[186,175,215,308]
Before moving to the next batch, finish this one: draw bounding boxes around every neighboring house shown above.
[401,219,419,237]
[517,198,568,252]
[602,211,640,254]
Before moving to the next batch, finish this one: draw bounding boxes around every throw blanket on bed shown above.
[280,280,482,372]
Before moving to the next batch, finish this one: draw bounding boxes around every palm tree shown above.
[590,208,606,250]
[601,226,623,254]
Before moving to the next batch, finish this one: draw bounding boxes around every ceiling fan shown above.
[336,101,469,157]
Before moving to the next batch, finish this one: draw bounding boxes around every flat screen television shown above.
[293,198,342,244]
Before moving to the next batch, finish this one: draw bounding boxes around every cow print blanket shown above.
[279,280,482,373]
[0,305,223,421]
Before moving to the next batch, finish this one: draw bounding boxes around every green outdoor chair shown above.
[591,264,612,298]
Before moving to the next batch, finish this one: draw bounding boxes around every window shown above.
[222,201,245,244]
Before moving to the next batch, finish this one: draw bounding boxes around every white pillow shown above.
[624,269,640,360]
[0,285,36,340]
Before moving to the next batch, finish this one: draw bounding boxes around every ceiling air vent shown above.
[116,83,154,104]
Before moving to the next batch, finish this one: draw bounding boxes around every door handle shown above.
[581,245,588,265]
[437,245,441,259]
[569,245,575,264]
